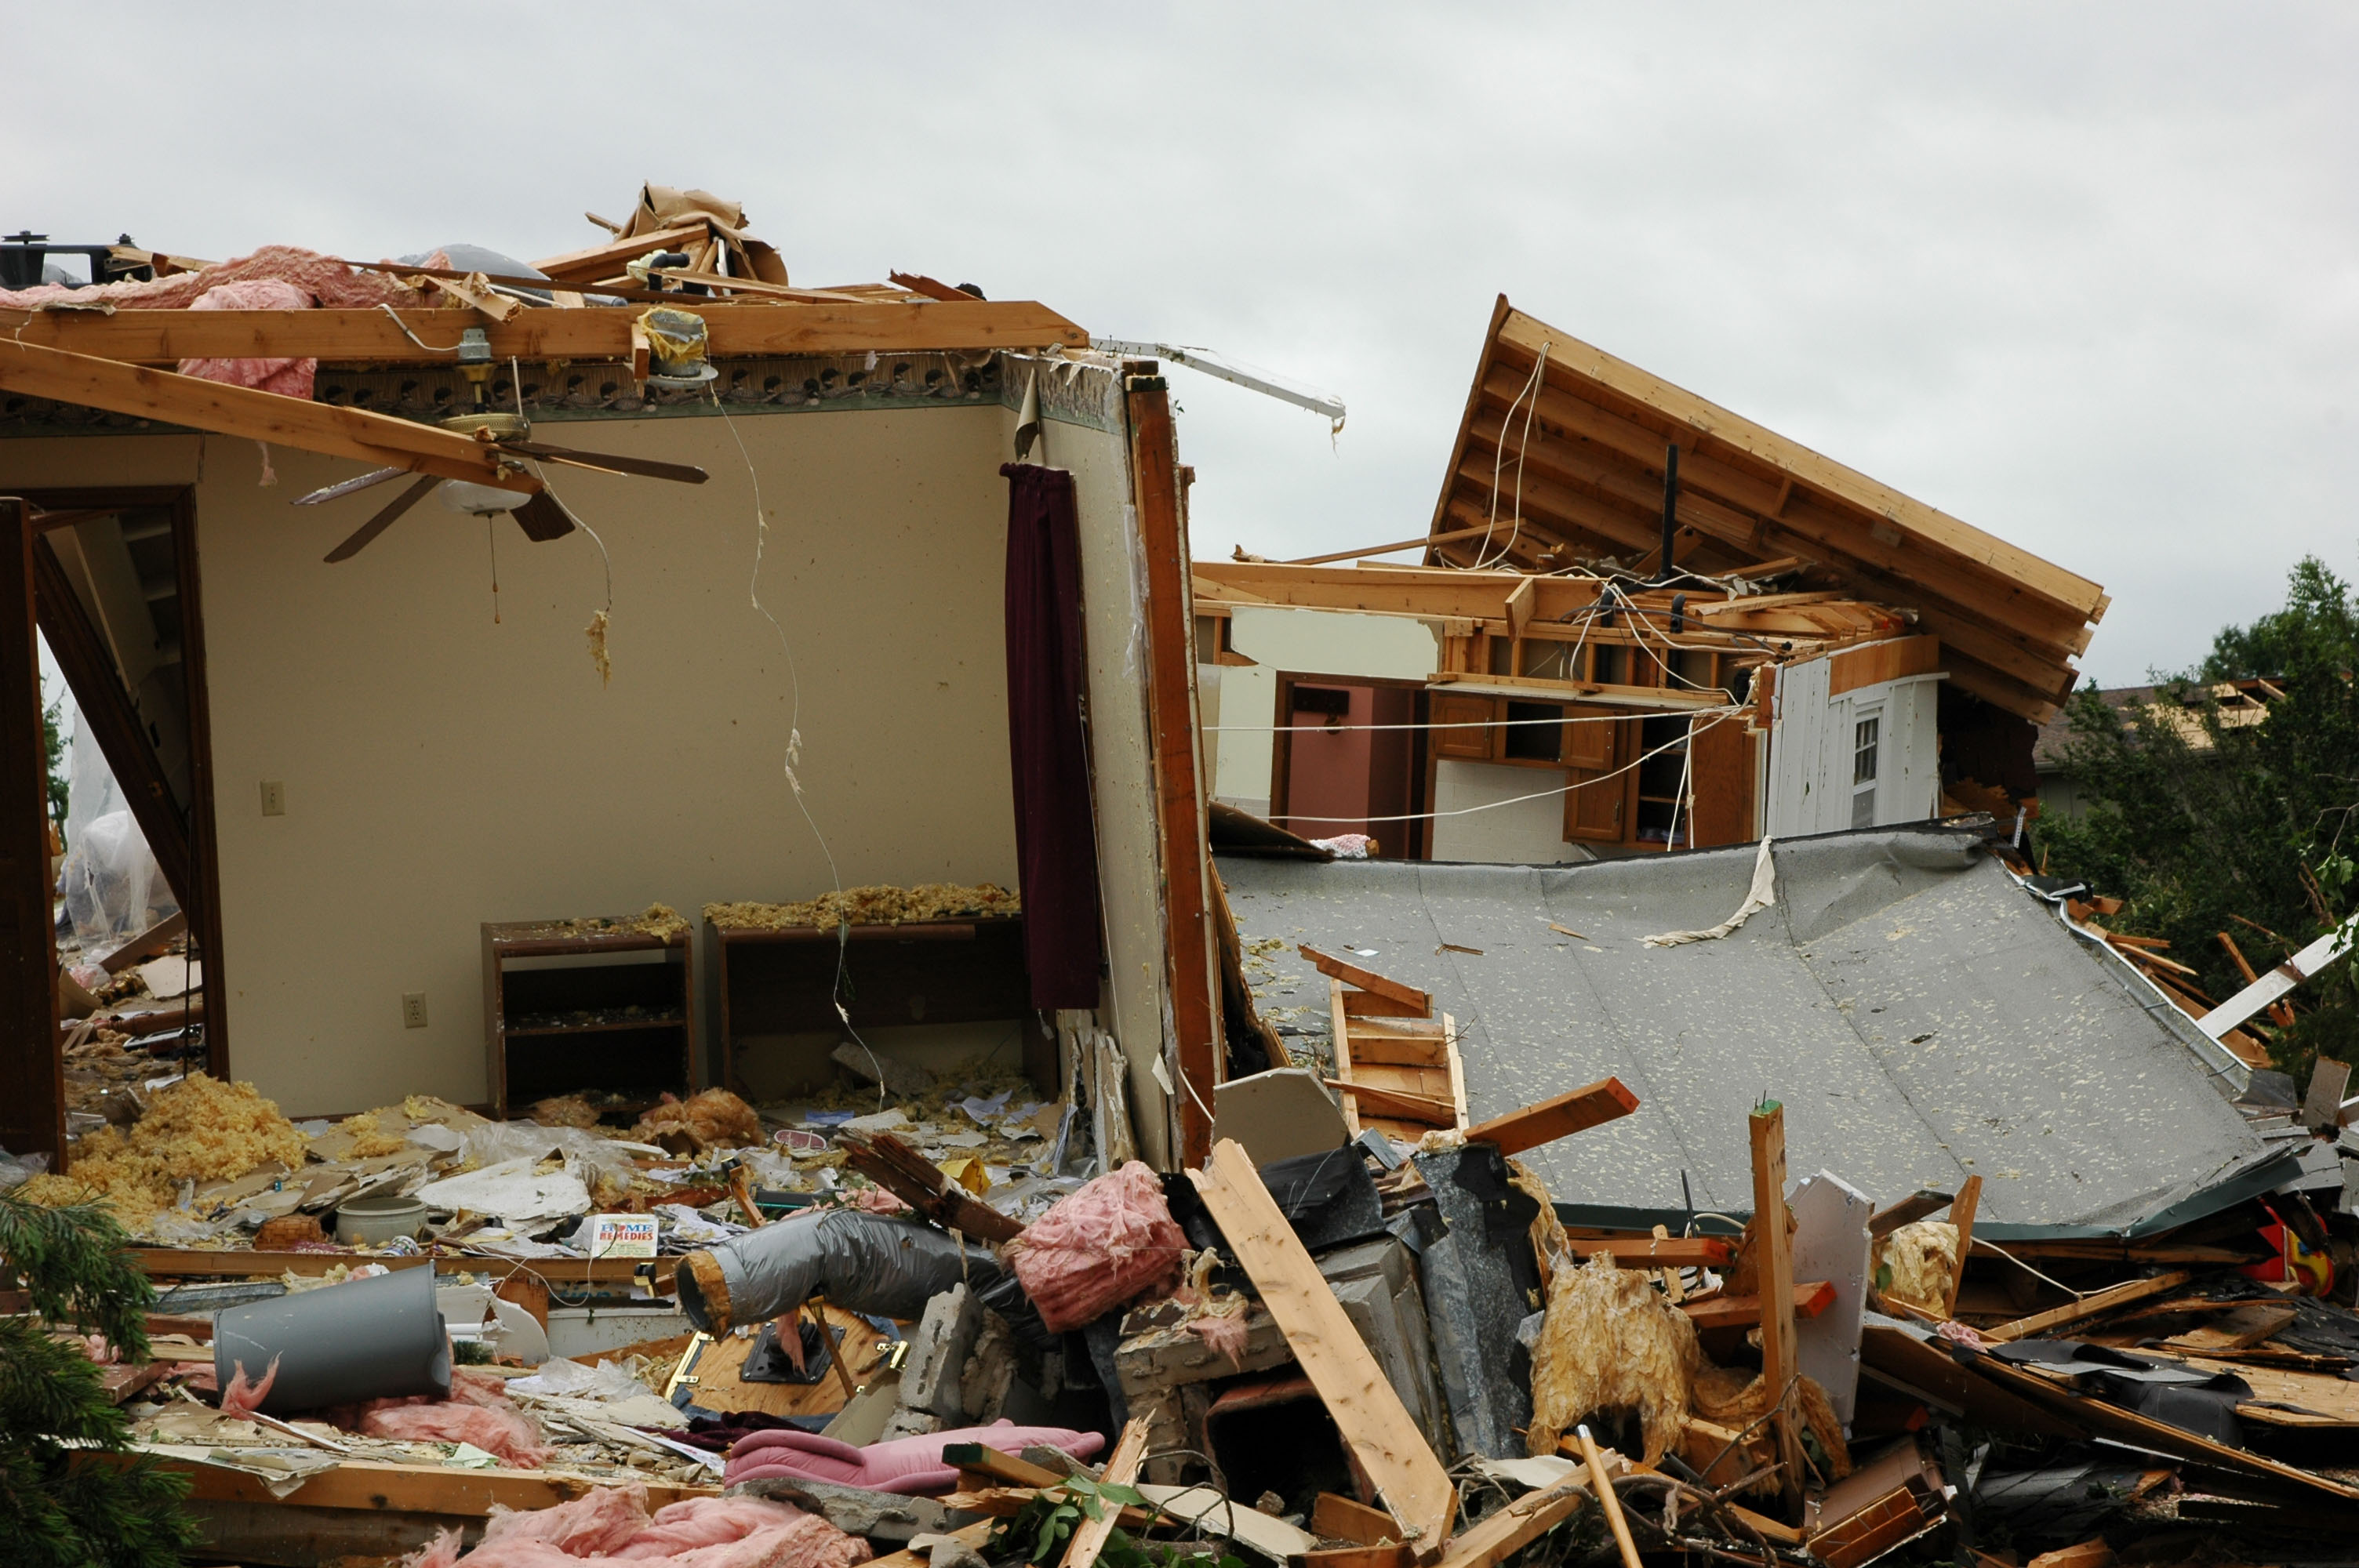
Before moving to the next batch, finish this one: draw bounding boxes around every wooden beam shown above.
[133,1247,674,1290]
[99,909,187,975]
[1128,371,1223,1166]
[530,223,714,285]
[31,533,190,907]
[1679,1279,1838,1332]
[943,1444,1066,1490]
[838,1129,1024,1244]
[1750,1102,1805,1517]
[1055,1417,1148,1568]
[1564,1236,1733,1268]
[0,338,536,492]
[0,500,64,1169]
[136,1450,718,1515]
[1942,1174,1982,1320]
[1979,1272,2195,1344]
[1325,1078,1458,1124]
[0,301,1092,364]
[1299,945,1431,1013]
[1190,1139,1457,1557]
[1489,310,2106,622]
[1287,524,1497,567]
[1465,1077,1637,1155]
[1867,1189,1953,1240]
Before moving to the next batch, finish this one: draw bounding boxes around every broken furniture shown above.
[482,919,693,1120]
[707,913,1032,1094]
[1303,945,1467,1142]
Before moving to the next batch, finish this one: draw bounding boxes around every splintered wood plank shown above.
[1427,1479,1585,1568]
[1443,1016,1468,1132]
[1300,945,1431,1014]
[1566,1236,1734,1268]
[2161,1301,2299,1355]
[1347,1031,1450,1067]
[1343,990,1433,1019]
[1326,1079,1458,1124]
[1979,1272,2194,1343]
[1943,1175,1982,1319]
[1055,1417,1149,1568]
[1330,979,1363,1138]
[1191,1140,1456,1558]
[1465,1077,1637,1155]
[1751,1102,1805,1518]
[1680,1280,1837,1332]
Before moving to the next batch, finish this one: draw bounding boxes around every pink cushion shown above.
[722,1421,1106,1492]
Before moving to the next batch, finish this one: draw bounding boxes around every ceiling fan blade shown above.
[496,441,710,485]
[322,475,441,562]
[511,488,578,543]
[294,465,409,507]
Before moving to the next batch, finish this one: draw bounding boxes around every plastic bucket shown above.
[213,1264,450,1415]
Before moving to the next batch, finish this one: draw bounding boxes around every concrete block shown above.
[878,1406,944,1440]
[1788,1170,1873,1425]
[1318,1235,1447,1453]
[1215,1068,1350,1167]
[1113,1303,1294,1398]
[960,1308,1017,1422]
[902,1284,983,1421]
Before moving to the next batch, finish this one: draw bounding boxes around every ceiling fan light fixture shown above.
[439,480,527,516]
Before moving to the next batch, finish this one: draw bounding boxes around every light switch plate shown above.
[260,780,286,816]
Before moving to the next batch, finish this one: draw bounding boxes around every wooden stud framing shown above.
[1750,1102,1805,1518]
[1054,1417,1149,1568]
[1943,1174,1983,1319]
[0,301,1092,365]
[1126,369,1222,1167]
[1465,1077,1638,1155]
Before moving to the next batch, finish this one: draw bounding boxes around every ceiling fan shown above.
[293,327,709,562]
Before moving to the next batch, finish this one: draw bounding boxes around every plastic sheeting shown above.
[59,718,174,951]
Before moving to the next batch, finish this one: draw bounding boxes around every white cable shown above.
[1278,718,1721,827]
[1205,705,1735,735]
[1471,343,1547,570]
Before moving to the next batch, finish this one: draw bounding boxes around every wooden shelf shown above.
[483,920,694,1119]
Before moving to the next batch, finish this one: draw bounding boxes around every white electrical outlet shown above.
[260,780,286,816]
[401,993,428,1029]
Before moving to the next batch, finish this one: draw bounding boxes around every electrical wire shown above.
[1471,341,1548,570]
[710,395,889,1108]
[375,303,467,353]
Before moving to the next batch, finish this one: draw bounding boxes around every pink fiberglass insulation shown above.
[220,1354,279,1417]
[721,1421,1105,1492]
[331,1367,552,1469]
[1005,1160,1186,1332]
[180,277,318,397]
[402,1483,871,1568]
[0,245,422,313]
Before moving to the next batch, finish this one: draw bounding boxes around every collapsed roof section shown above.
[1219,826,2283,1236]
[1426,297,2108,723]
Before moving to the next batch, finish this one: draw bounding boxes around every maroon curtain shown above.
[1001,463,1104,1009]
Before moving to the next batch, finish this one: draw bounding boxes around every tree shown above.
[0,1190,195,1568]
[41,694,67,849]
[2036,554,2359,1080]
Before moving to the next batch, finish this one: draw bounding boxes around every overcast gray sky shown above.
[11,2,2355,685]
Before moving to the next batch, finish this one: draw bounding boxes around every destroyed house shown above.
[0,205,1238,1171]
[1193,296,2107,860]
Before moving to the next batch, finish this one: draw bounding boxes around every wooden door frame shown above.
[20,485,228,1082]
[0,499,65,1165]
[1269,672,1431,858]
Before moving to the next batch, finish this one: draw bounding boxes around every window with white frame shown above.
[1851,711,1881,828]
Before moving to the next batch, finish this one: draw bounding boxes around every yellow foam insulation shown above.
[1527,1251,1701,1462]
[1692,1365,1852,1483]
[530,1094,607,1129]
[705,883,1020,931]
[1508,1158,1572,1287]
[632,1087,763,1151]
[332,1112,407,1160]
[1874,1220,1958,1314]
[19,1073,304,1215]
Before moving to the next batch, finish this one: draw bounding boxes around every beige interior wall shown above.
[6,408,1028,1116]
[1209,607,1440,816]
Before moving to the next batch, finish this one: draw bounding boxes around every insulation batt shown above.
[180,277,315,395]
[404,1483,871,1568]
[633,1088,764,1152]
[722,1422,1106,1491]
[1874,1220,1959,1315]
[1526,1251,1700,1463]
[1005,1160,1187,1332]
[330,1367,552,1469]
[1692,1365,1851,1483]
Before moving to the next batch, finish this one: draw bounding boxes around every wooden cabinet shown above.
[710,916,1036,1095]
[1564,713,1631,844]
[1430,693,1494,760]
[482,920,694,1120]
[1563,702,1616,771]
